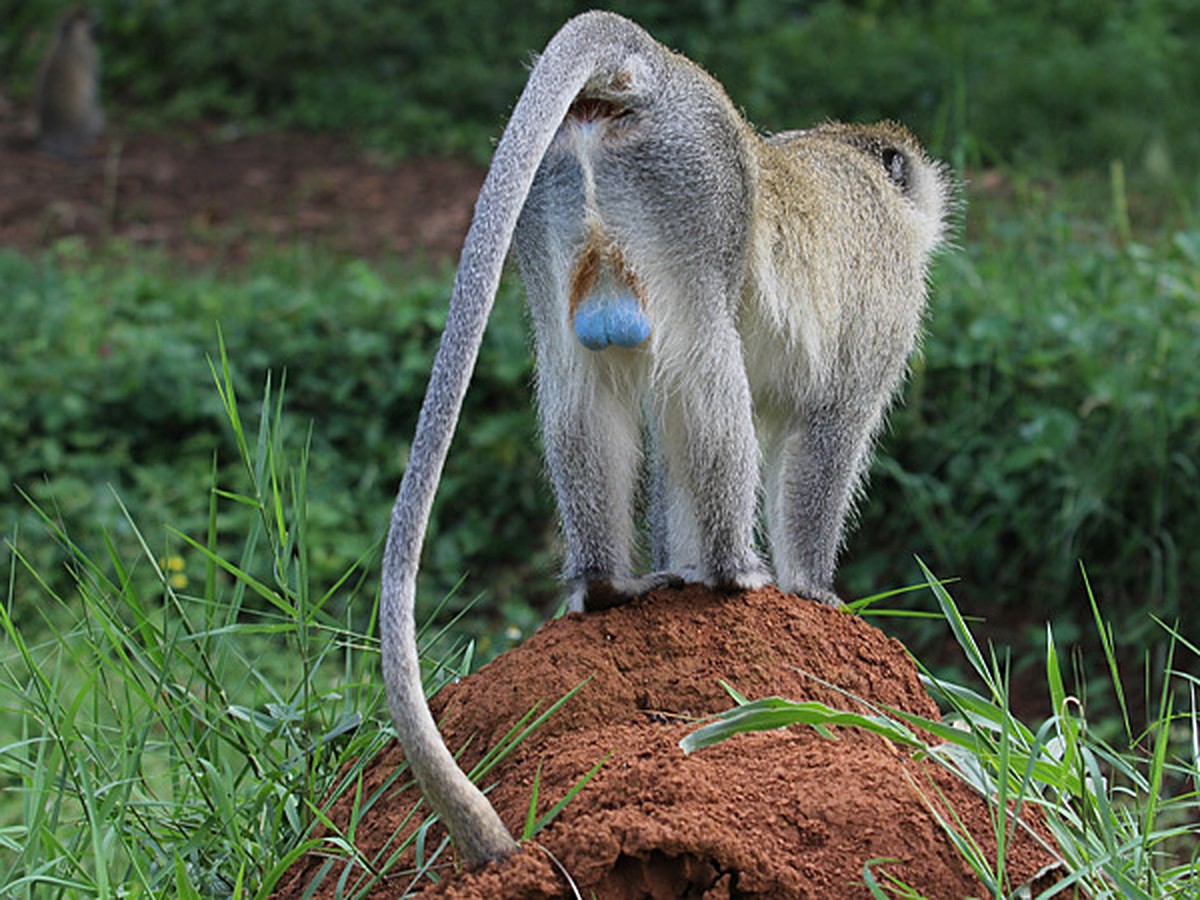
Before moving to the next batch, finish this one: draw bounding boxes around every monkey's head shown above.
[60,7,102,47]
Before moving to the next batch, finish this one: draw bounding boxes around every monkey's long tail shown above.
[379,10,639,870]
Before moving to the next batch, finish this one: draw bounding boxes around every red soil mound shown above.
[275,585,1057,898]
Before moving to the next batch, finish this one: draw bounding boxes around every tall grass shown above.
[4,339,1197,895]
[0,246,552,631]
[0,345,392,894]
[0,346,599,897]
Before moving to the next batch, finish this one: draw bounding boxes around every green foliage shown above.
[0,369,390,896]
[4,175,1198,708]
[0,246,553,630]
[3,1,1198,170]
[691,0,1198,174]
[0,358,577,896]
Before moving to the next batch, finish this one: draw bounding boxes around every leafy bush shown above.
[3,1,1197,171]
[5,180,1197,702]
[0,247,553,630]
[686,0,1198,174]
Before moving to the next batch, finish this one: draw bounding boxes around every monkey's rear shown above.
[514,33,771,612]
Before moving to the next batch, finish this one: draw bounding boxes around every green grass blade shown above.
[680,697,923,755]
[529,751,612,838]
[523,761,544,841]
[916,558,995,698]
[1081,563,1132,740]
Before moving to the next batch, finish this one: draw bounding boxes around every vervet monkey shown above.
[35,7,104,158]
[380,11,952,868]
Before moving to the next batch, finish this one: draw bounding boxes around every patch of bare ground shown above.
[1,121,483,264]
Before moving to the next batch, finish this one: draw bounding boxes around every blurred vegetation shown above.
[2,2,1199,720]
[4,180,1198,697]
[849,176,1200,684]
[0,247,553,642]
[2,0,1199,174]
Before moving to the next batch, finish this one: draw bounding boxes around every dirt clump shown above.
[275,584,1057,898]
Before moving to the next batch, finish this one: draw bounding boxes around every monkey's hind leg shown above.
[539,355,679,613]
[652,321,772,594]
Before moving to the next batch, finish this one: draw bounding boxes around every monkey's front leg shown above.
[767,404,878,607]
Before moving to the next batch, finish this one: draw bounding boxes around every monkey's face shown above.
[63,11,102,46]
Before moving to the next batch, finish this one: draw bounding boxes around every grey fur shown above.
[381,11,952,869]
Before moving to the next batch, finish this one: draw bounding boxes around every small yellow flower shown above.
[170,573,188,590]
[165,555,186,573]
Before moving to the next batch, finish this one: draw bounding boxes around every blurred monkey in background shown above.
[35,7,104,159]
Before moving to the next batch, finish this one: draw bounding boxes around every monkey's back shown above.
[743,124,951,408]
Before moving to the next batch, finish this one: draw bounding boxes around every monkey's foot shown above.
[716,566,773,593]
[789,585,845,609]
[569,572,684,612]
[671,563,773,594]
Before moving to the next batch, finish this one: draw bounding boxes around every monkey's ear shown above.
[882,148,908,192]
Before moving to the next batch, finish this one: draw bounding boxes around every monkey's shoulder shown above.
[765,121,933,194]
